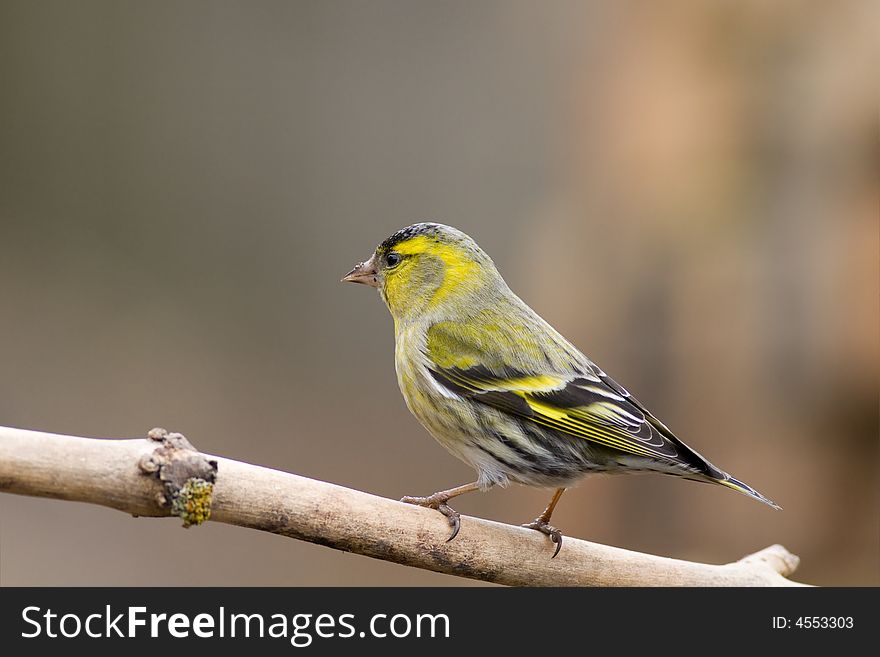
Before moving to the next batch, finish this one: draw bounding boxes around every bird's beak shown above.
[341,254,379,287]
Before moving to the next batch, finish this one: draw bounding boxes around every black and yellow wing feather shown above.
[424,319,780,508]
[429,363,691,465]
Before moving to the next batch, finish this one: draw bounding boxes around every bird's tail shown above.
[712,473,781,510]
[645,415,781,509]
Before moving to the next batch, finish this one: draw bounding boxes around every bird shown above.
[342,222,779,557]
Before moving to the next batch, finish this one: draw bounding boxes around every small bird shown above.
[343,223,779,556]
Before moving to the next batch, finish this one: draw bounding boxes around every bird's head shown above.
[342,223,502,322]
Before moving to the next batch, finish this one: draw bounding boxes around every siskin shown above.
[343,223,779,556]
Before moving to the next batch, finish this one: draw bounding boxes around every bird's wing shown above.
[424,321,693,465]
[421,316,781,508]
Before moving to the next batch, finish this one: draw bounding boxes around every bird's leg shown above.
[401,481,482,542]
[522,487,567,558]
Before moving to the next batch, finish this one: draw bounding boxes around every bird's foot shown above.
[401,493,462,542]
[522,518,564,558]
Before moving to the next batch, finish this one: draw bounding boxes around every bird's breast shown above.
[394,324,467,431]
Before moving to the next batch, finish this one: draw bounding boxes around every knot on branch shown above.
[736,544,801,578]
[138,428,218,527]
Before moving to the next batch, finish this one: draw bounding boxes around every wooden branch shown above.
[0,425,808,586]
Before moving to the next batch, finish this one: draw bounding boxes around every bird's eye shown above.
[385,252,402,268]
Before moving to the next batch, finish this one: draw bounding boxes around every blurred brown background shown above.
[0,1,877,586]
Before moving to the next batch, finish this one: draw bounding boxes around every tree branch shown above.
[0,425,808,586]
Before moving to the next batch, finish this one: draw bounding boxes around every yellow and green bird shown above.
[343,223,779,556]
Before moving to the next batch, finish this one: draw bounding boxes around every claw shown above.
[550,529,563,559]
[522,519,564,558]
[401,494,462,542]
[438,504,461,541]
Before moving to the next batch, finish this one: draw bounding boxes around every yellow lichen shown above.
[171,478,214,528]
